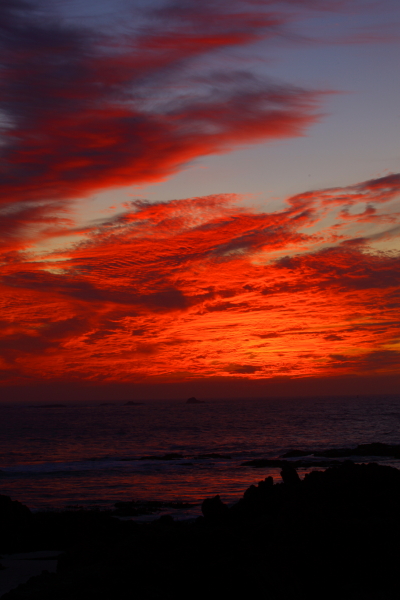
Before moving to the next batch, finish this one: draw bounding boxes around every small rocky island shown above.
[123,401,143,406]
[186,397,205,404]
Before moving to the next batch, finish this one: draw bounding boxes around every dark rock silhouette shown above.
[152,514,174,527]
[113,500,195,517]
[229,476,274,520]
[0,495,32,552]
[0,495,31,522]
[186,397,204,404]
[201,495,229,522]
[241,457,340,468]
[241,458,290,468]
[282,442,400,459]
[280,464,301,485]
[3,461,400,599]
[282,449,314,458]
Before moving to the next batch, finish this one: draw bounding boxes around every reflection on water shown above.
[0,395,399,512]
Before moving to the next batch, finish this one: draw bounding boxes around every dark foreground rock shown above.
[2,462,400,599]
[282,442,400,459]
[241,457,340,468]
[113,500,196,517]
[0,495,33,553]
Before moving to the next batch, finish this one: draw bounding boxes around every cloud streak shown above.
[1,173,399,384]
[1,1,400,389]
[0,0,324,207]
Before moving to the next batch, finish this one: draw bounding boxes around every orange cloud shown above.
[1,1,400,391]
[1,174,399,385]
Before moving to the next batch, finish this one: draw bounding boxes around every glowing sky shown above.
[1,0,400,398]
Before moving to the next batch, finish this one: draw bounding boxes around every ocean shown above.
[1,395,399,518]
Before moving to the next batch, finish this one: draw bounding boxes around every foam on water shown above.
[0,395,399,513]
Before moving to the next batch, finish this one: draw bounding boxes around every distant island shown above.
[123,401,144,406]
[186,397,205,404]
[30,404,67,408]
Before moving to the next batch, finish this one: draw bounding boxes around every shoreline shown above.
[2,442,400,515]
[2,460,400,599]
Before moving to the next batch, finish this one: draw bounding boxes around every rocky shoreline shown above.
[1,458,400,599]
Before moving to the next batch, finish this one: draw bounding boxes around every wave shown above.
[0,453,236,478]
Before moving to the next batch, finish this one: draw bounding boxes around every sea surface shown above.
[1,395,399,518]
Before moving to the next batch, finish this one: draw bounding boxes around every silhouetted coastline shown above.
[282,442,400,459]
[2,460,400,599]
[2,396,399,512]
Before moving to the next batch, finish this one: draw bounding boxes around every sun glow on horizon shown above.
[1,0,400,392]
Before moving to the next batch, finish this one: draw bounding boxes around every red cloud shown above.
[0,1,323,207]
[1,173,399,385]
[287,173,400,212]
[0,201,75,256]
[1,2,400,388]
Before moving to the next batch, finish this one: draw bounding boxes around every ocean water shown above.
[1,395,399,517]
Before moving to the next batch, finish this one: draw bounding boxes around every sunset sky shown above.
[1,0,400,401]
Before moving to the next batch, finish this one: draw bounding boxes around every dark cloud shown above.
[224,364,263,374]
[357,349,400,371]
[3,271,187,309]
[258,332,281,338]
[0,0,323,208]
[0,201,73,254]
[0,333,51,356]
[274,246,400,292]
[0,1,399,385]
